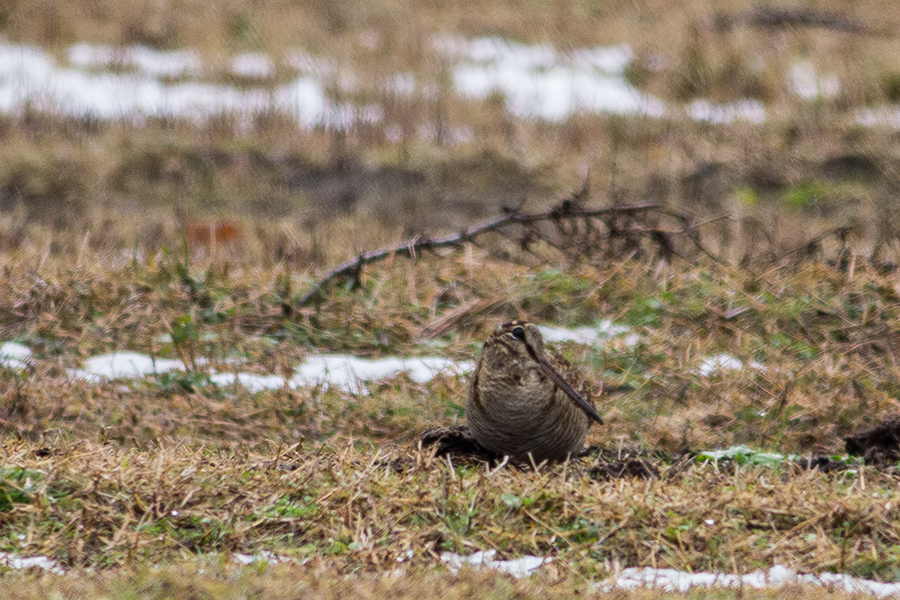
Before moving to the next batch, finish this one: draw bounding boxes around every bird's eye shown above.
[511,326,526,340]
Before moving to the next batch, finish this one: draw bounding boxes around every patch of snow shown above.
[437,36,776,124]
[0,552,65,574]
[0,42,330,127]
[232,53,275,78]
[65,349,471,393]
[788,61,840,100]
[155,79,276,119]
[696,354,764,377]
[1,39,784,128]
[601,565,900,597]
[70,352,185,382]
[68,44,202,78]
[232,550,288,565]
[290,354,473,394]
[275,75,329,127]
[570,45,633,74]
[538,321,635,347]
[0,342,31,371]
[209,372,286,393]
[439,36,665,120]
[857,106,900,129]
[687,99,766,124]
[696,353,743,376]
[441,550,551,578]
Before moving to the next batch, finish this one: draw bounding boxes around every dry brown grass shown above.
[0,436,896,578]
[3,1,900,595]
[0,247,898,586]
[1,247,899,453]
[4,115,900,271]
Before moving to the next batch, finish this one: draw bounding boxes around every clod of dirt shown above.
[419,426,500,462]
[844,419,900,464]
[590,458,660,481]
[793,456,850,473]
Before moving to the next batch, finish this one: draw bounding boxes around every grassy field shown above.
[1,250,899,597]
[2,1,900,597]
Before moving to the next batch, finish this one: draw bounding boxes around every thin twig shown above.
[763,226,853,271]
[296,201,659,305]
[714,7,889,36]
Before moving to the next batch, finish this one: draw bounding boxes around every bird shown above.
[466,320,603,463]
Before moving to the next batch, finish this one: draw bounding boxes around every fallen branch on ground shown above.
[295,193,728,306]
[713,7,888,36]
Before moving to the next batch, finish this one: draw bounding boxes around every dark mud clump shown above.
[420,430,670,478]
[419,426,500,462]
[793,456,851,472]
[583,447,671,480]
[589,458,660,481]
[844,419,900,464]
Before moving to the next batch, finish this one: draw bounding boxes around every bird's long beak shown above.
[537,359,604,425]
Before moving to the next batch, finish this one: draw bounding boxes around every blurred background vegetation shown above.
[0,1,899,267]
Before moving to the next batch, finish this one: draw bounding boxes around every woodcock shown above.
[466,321,603,462]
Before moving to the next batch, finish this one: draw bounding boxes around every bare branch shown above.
[295,193,862,307]
[297,200,660,305]
[714,7,889,36]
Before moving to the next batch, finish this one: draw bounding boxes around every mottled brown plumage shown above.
[466,321,603,462]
